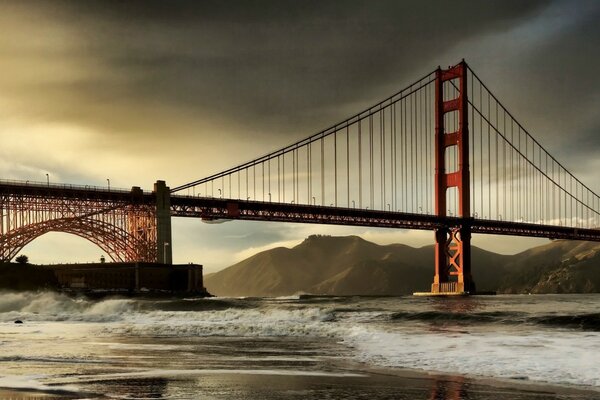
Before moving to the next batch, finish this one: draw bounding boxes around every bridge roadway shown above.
[2,181,599,243]
[170,196,600,242]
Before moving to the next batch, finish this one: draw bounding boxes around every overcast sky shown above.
[1,1,598,271]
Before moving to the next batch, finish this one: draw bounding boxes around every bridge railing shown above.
[0,179,132,194]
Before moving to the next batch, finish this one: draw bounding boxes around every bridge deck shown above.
[170,196,600,242]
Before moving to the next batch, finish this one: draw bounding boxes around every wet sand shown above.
[1,362,598,400]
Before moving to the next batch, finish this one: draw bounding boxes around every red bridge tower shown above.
[431,61,474,294]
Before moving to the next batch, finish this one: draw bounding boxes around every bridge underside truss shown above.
[0,185,158,262]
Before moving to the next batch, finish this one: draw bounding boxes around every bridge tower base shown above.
[429,225,474,295]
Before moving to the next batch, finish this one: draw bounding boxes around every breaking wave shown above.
[0,291,136,322]
[531,313,600,331]
[390,310,600,331]
[102,307,339,338]
[0,291,256,323]
[343,325,600,388]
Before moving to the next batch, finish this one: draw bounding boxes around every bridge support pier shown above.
[155,180,172,265]
[431,226,474,294]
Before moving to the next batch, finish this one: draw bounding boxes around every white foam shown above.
[343,325,600,388]
[0,291,135,323]
[272,295,302,300]
[103,307,339,338]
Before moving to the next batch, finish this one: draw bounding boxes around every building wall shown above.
[50,263,205,294]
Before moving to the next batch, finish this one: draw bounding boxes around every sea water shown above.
[0,292,599,398]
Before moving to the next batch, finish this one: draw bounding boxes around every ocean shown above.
[0,292,599,399]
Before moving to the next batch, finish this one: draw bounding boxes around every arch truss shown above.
[0,183,158,262]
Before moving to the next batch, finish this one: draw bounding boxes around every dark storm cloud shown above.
[1,0,552,143]
[98,1,555,134]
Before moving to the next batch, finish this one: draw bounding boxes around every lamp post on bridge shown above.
[45,173,49,186]
[163,242,169,265]
[107,178,110,191]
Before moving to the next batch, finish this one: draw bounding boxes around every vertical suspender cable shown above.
[334,128,338,207]
[359,120,362,208]
[347,125,350,207]
[321,137,325,206]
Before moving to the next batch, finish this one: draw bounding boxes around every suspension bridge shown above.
[1,60,598,294]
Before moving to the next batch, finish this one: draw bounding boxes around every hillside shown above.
[499,241,600,293]
[204,235,600,297]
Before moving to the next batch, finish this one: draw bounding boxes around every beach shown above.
[0,292,599,399]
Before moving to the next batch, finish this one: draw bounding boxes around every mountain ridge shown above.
[205,235,600,296]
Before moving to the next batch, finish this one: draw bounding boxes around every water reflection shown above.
[428,377,469,400]
[86,377,169,399]
[429,297,484,314]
